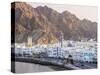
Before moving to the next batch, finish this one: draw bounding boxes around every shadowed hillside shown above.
[11,2,97,44]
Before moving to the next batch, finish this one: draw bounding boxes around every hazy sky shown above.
[28,2,98,22]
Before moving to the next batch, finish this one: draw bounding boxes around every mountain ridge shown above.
[11,2,97,44]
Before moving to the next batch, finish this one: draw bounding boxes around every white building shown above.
[14,40,97,62]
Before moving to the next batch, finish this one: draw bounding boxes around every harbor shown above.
[14,61,67,73]
[11,32,97,73]
[11,56,97,73]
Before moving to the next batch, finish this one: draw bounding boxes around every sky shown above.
[28,2,98,22]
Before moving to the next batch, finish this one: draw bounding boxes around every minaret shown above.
[60,32,64,47]
[27,36,32,47]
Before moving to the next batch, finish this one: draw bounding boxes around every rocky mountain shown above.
[11,2,97,44]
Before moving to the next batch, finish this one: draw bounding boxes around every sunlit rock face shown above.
[11,2,97,44]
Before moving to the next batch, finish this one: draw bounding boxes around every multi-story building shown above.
[14,39,97,63]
